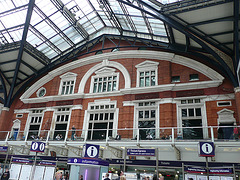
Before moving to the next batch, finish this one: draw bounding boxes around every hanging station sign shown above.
[198,142,215,157]
[127,148,155,156]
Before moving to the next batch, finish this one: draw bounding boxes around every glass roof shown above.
[0,0,181,60]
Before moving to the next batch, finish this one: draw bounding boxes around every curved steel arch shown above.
[117,0,238,88]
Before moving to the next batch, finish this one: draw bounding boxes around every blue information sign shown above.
[0,146,8,152]
[127,149,155,156]
[30,141,46,153]
[198,142,215,157]
[83,144,100,158]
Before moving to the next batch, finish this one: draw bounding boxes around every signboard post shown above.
[30,141,46,180]
[198,142,215,180]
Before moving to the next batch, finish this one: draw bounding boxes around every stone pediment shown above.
[60,72,77,79]
[135,60,159,68]
[217,108,236,124]
[95,67,116,75]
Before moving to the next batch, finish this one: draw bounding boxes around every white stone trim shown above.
[234,87,240,93]
[20,50,224,101]
[59,72,77,95]
[21,80,225,104]
[135,60,159,87]
[78,59,131,93]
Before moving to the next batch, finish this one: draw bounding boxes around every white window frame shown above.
[58,72,77,95]
[82,99,119,139]
[176,98,208,139]
[90,67,119,93]
[135,60,159,87]
[25,109,44,138]
[52,107,72,140]
[133,100,159,139]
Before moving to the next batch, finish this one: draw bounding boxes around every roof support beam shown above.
[117,0,238,87]
[233,0,239,80]
[5,0,35,107]
[187,16,235,27]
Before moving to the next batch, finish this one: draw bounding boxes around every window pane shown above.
[94,114,98,120]
[145,71,149,76]
[99,113,104,120]
[139,111,143,118]
[93,83,97,93]
[113,81,116,91]
[151,76,155,86]
[145,77,150,86]
[61,87,65,95]
[188,109,194,116]
[66,86,69,94]
[108,82,112,91]
[90,114,94,120]
[104,113,109,120]
[103,82,107,92]
[145,111,149,118]
[98,83,102,92]
[140,72,144,76]
[196,108,201,116]
[140,77,144,87]
[182,109,187,117]
[151,110,155,118]
[70,85,73,94]
[110,113,114,120]
[65,115,69,121]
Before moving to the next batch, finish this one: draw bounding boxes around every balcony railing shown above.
[2,126,239,144]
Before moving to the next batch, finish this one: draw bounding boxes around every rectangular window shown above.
[61,80,74,95]
[181,106,203,139]
[87,105,115,140]
[53,108,70,141]
[28,110,43,140]
[137,101,156,140]
[171,76,180,82]
[93,75,117,93]
[139,71,156,87]
[189,74,199,81]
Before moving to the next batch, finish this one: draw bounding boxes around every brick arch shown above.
[78,59,131,93]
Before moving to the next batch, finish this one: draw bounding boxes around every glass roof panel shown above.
[34,21,57,39]
[63,27,84,44]
[35,0,58,17]
[50,35,71,51]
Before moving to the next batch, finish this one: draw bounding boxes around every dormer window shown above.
[135,60,159,87]
[90,67,119,93]
[59,72,77,95]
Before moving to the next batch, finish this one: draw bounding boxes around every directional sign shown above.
[83,144,99,158]
[198,142,215,157]
[30,141,46,153]
[127,149,155,156]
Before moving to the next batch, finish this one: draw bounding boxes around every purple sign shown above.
[12,157,33,164]
[0,146,8,152]
[127,149,155,156]
[185,167,206,173]
[38,161,56,166]
[198,142,215,157]
[209,168,233,174]
[68,158,109,166]
[83,144,99,158]
[30,141,46,153]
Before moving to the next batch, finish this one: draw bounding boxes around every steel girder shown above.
[5,0,35,107]
[8,33,229,107]
[117,0,238,88]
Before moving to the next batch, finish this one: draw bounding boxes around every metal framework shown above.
[0,0,238,107]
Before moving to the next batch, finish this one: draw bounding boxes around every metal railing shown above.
[2,125,239,144]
